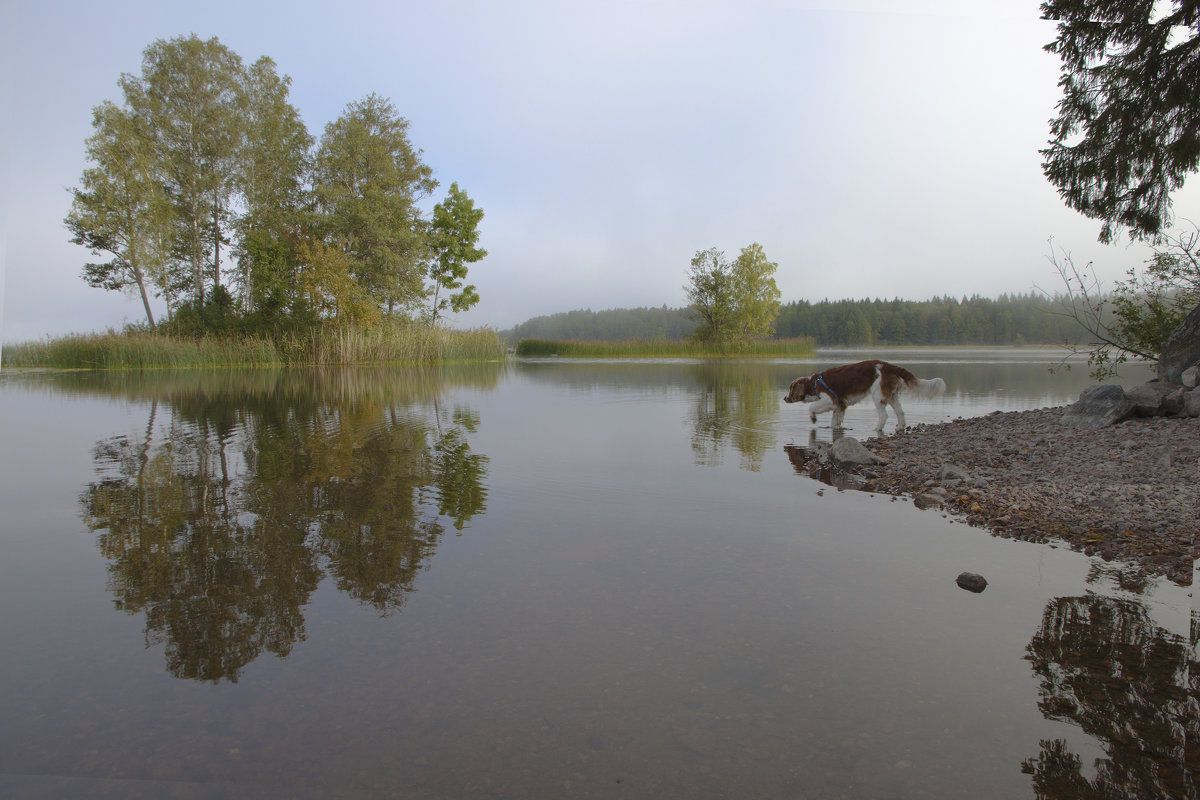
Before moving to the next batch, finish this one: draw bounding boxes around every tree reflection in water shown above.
[689,361,778,471]
[80,372,489,683]
[1022,595,1198,799]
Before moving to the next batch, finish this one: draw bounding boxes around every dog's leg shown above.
[873,395,888,430]
[869,377,889,430]
[889,396,906,430]
[807,396,834,424]
[832,405,845,428]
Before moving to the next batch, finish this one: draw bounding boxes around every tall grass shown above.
[2,324,506,370]
[514,337,816,358]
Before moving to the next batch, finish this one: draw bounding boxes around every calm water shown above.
[0,350,1193,799]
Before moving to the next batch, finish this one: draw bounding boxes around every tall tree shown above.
[684,243,781,346]
[1041,0,1200,243]
[426,182,487,323]
[1041,1,1200,375]
[730,242,782,340]
[65,101,173,328]
[314,94,436,317]
[233,56,313,315]
[126,35,245,306]
[684,247,737,345]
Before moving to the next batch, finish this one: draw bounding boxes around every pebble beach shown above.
[858,408,1199,586]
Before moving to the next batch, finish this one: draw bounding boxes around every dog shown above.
[784,360,945,431]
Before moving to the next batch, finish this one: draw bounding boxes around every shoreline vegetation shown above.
[513,337,816,358]
[2,324,506,370]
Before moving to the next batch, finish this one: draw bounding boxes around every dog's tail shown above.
[906,375,946,400]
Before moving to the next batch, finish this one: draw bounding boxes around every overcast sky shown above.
[3,0,1198,343]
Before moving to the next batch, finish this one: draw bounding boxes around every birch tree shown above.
[65,101,173,327]
[129,35,244,306]
[234,56,312,315]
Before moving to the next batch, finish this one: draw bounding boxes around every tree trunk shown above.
[212,196,221,292]
[132,262,157,329]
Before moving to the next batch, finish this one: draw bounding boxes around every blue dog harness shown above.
[814,374,844,408]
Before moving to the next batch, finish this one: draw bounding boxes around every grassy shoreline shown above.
[2,325,507,369]
[513,337,816,358]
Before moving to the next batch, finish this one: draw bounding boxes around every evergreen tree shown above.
[1041,0,1200,243]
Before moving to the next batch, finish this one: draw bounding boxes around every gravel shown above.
[854,408,1199,586]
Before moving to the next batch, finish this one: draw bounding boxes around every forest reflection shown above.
[1022,596,1198,799]
[78,367,493,683]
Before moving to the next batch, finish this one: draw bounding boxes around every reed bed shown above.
[514,337,816,358]
[3,325,506,370]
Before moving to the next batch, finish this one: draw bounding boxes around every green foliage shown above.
[65,101,172,328]
[66,36,485,340]
[507,295,1084,348]
[730,243,782,340]
[1041,0,1200,243]
[776,294,1083,346]
[314,93,436,315]
[684,243,781,346]
[132,35,246,304]
[685,248,738,344]
[1046,227,1200,377]
[426,182,487,322]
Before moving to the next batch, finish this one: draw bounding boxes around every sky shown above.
[3,0,1198,343]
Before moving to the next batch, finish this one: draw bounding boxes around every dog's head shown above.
[784,375,818,404]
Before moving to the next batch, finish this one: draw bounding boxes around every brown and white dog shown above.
[783,360,945,431]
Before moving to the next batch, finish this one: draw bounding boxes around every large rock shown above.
[1185,389,1200,418]
[1182,365,1200,388]
[1157,302,1200,384]
[1060,384,1136,428]
[830,437,887,469]
[1127,381,1184,416]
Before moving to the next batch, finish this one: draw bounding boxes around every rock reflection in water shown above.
[782,430,869,491]
[79,370,490,683]
[1022,596,1198,799]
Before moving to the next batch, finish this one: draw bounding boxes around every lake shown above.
[0,349,1193,799]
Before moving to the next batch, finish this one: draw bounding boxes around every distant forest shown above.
[504,293,1084,346]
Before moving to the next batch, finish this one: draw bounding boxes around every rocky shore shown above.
[790,381,1199,586]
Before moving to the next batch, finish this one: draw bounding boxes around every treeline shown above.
[66,34,485,338]
[775,293,1082,345]
[505,293,1083,346]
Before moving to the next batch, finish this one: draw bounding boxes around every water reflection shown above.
[688,361,779,471]
[1022,595,1198,799]
[78,368,492,682]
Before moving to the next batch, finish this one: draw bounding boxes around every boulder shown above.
[1127,381,1183,416]
[1185,389,1200,418]
[955,572,988,593]
[829,437,887,469]
[1183,365,1200,389]
[1060,384,1136,429]
[1157,302,1200,384]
